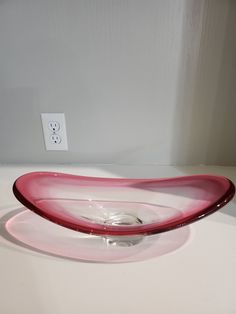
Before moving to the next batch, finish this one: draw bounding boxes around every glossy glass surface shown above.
[13,172,235,236]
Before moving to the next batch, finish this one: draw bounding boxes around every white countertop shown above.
[1,164,236,314]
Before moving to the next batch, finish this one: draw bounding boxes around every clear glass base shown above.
[102,213,144,247]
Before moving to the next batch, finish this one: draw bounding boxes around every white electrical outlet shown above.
[50,134,61,144]
[48,121,60,132]
[41,113,68,151]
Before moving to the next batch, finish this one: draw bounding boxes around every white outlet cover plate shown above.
[41,113,68,151]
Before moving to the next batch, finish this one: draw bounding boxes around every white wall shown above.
[0,0,235,165]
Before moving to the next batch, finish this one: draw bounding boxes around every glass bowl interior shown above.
[13,172,235,236]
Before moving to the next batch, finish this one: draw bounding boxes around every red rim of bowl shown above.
[12,172,235,236]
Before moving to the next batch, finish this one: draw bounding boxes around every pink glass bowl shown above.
[13,172,235,237]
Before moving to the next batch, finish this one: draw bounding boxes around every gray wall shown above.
[0,0,235,165]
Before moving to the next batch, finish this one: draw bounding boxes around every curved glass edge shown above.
[12,172,235,236]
